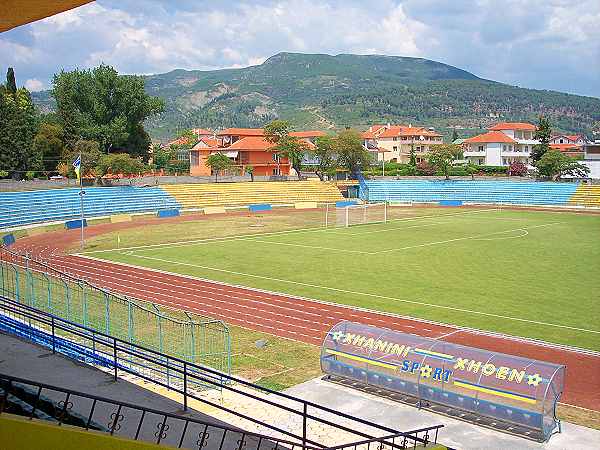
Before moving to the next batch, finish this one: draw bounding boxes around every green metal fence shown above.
[0,250,231,378]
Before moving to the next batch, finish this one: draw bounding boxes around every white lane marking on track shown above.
[73,254,600,356]
[116,243,600,337]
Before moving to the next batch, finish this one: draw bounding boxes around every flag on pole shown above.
[73,155,81,180]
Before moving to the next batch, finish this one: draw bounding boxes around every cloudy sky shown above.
[1,0,599,97]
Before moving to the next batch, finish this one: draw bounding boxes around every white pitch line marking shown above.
[371,222,563,255]
[118,246,600,336]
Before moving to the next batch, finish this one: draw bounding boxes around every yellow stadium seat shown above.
[161,180,344,209]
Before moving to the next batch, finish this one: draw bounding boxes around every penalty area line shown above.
[119,252,600,336]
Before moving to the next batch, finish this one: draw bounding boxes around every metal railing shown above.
[0,247,232,379]
[0,372,305,450]
[0,296,444,449]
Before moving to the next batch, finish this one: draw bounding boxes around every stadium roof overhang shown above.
[0,1,94,32]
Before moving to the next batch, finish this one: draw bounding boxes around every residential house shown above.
[463,122,538,166]
[550,134,586,158]
[366,124,443,163]
[189,128,323,177]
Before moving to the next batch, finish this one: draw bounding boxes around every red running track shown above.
[9,223,600,411]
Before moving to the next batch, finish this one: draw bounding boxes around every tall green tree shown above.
[52,64,164,160]
[534,150,589,181]
[427,144,460,180]
[451,128,459,142]
[0,69,40,178]
[264,120,308,179]
[6,68,16,94]
[205,153,233,182]
[335,129,371,177]
[312,135,337,181]
[531,116,552,163]
[33,123,65,172]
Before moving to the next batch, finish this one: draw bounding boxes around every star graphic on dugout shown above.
[420,365,433,378]
[527,373,543,387]
[331,331,345,342]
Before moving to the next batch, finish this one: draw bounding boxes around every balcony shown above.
[464,150,486,156]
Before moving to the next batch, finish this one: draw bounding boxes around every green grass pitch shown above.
[84,207,600,351]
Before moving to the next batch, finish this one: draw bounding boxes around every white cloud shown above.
[0,0,598,96]
[24,78,44,91]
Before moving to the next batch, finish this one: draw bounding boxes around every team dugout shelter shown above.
[321,321,565,442]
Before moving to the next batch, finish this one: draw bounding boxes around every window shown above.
[559,139,564,143]
[272,153,280,162]
[272,168,281,175]
[393,137,397,141]
[190,151,199,167]
[478,145,484,152]
[393,146,398,151]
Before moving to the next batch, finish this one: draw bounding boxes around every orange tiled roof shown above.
[378,126,442,138]
[290,130,326,138]
[362,131,377,139]
[489,122,536,131]
[217,128,264,137]
[200,137,220,147]
[464,131,517,144]
[550,143,583,152]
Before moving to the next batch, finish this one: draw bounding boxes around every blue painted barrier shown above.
[1,234,16,247]
[335,200,358,208]
[439,200,463,206]
[249,204,272,212]
[157,209,180,218]
[65,219,87,229]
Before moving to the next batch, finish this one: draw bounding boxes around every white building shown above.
[463,123,539,166]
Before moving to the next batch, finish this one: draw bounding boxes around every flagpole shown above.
[79,151,85,250]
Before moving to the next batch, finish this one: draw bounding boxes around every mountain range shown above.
[33,52,600,142]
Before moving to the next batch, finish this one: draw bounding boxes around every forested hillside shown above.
[33,52,600,141]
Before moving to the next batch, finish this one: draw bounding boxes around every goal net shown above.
[326,203,387,228]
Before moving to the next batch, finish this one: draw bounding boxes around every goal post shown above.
[325,202,387,228]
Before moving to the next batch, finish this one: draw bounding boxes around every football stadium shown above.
[2,2,600,450]
[1,177,600,450]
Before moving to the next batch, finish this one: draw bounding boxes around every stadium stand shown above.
[569,184,600,207]
[0,186,180,229]
[363,180,580,206]
[161,180,344,209]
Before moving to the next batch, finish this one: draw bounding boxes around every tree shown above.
[245,165,254,182]
[63,140,103,178]
[95,153,145,178]
[416,160,435,176]
[52,64,164,159]
[150,143,173,171]
[451,128,459,143]
[33,123,65,172]
[427,144,460,180]
[312,135,336,181]
[334,129,371,177]
[0,69,40,179]
[465,161,478,180]
[264,120,308,179]
[409,143,417,167]
[531,116,552,163]
[534,150,590,180]
[6,68,16,94]
[205,153,233,182]
[508,161,528,177]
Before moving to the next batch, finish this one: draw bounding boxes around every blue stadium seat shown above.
[0,186,181,229]
[362,180,578,206]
